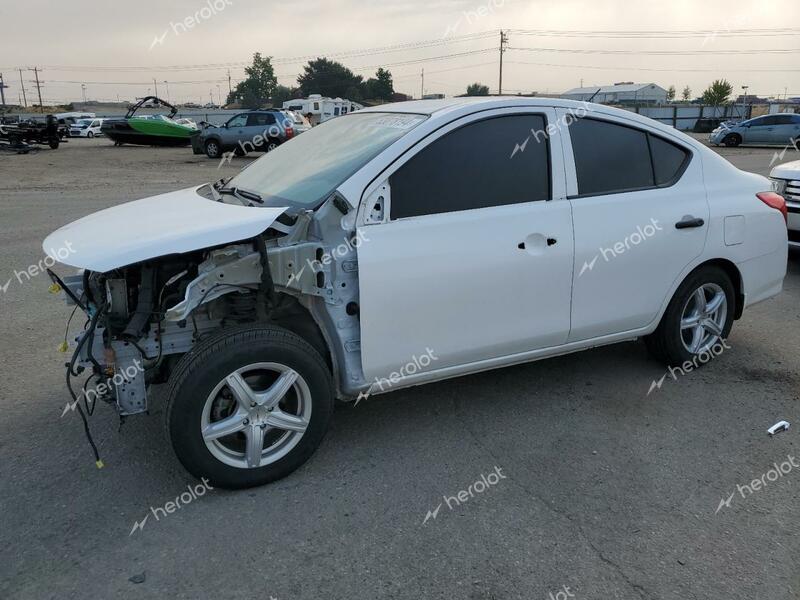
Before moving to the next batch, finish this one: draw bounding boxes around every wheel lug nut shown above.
[243,419,249,425]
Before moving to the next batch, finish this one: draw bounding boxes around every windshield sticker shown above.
[369,115,421,130]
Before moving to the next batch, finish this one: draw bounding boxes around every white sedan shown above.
[44,97,788,488]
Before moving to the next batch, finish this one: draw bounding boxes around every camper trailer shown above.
[282,95,363,125]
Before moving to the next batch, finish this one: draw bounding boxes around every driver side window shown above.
[227,115,248,128]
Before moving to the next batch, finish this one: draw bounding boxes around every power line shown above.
[510,47,799,55]
[505,60,800,73]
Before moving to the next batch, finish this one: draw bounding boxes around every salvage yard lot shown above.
[1,136,798,599]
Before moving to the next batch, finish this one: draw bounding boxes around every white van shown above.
[69,118,104,138]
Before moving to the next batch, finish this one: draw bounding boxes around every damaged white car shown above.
[44,98,788,489]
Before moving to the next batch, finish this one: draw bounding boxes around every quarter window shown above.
[390,114,551,220]
[569,117,690,196]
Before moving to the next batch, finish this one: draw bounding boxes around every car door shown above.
[356,109,575,381]
[561,111,709,342]
[770,115,800,144]
[742,116,773,143]
[246,113,276,148]
[222,114,248,147]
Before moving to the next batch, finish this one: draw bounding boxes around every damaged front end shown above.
[48,191,367,466]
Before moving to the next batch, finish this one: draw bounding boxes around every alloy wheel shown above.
[679,283,727,354]
[201,362,312,469]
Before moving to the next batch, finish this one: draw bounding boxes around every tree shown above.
[667,85,676,102]
[681,85,692,102]
[701,79,733,106]
[363,68,394,101]
[271,85,299,107]
[297,58,364,100]
[227,53,277,108]
[466,83,489,96]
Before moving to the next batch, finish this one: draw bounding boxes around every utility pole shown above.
[227,69,232,96]
[18,68,27,108]
[31,67,43,112]
[153,78,159,98]
[420,68,424,99]
[498,30,509,95]
[0,73,6,107]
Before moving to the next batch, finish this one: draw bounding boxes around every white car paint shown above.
[770,160,800,247]
[42,186,287,272]
[69,118,104,138]
[44,97,787,397]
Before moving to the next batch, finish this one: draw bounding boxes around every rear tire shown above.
[165,325,334,489]
[644,265,735,367]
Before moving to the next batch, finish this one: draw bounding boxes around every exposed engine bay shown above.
[50,192,367,462]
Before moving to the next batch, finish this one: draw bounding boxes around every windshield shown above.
[227,112,426,208]
[76,119,91,126]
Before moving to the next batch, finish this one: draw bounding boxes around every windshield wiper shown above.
[218,186,263,204]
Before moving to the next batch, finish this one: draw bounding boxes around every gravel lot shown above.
[1,135,798,600]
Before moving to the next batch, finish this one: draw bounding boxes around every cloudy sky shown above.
[0,0,797,105]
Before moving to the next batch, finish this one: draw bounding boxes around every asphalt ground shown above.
[0,134,797,600]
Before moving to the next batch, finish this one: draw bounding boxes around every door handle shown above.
[518,237,557,250]
[675,216,705,229]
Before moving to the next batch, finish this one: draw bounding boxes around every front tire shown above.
[165,325,334,489]
[645,266,735,366]
[87,131,94,139]
[204,139,222,159]
[722,133,741,147]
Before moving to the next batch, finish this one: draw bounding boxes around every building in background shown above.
[561,82,668,105]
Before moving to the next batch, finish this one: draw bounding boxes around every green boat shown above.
[101,96,196,147]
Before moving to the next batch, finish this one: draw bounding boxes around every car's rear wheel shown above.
[645,266,734,366]
[204,139,222,158]
[265,139,279,152]
[166,325,334,489]
[722,133,741,147]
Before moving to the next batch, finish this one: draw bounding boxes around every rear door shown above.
[742,116,774,143]
[246,112,277,147]
[356,109,575,381]
[562,112,708,341]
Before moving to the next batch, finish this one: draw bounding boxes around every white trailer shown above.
[282,95,363,125]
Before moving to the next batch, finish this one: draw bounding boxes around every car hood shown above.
[43,185,288,272]
[771,159,800,180]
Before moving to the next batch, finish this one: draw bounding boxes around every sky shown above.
[0,0,798,105]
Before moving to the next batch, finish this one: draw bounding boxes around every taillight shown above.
[284,124,294,139]
[757,191,788,224]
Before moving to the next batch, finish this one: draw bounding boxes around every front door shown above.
[356,110,575,381]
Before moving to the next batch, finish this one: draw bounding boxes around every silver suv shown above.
[193,110,296,159]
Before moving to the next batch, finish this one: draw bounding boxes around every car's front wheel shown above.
[722,133,741,147]
[87,131,94,138]
[165,325,334,489]
[645,265,735,367]
[204,139,222,158]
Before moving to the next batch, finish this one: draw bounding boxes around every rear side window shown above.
[569,117,689,196]
[390,114,551,220]
[773,115,796,125]
[247,113,276,126]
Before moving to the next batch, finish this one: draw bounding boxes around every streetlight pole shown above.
[164,80,170,103]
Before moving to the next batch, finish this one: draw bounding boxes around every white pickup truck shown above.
[771,160,800,248]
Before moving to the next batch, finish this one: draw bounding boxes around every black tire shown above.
[87,131,94,139]
[644,265,735,367]
[48,138,59,149]
[722,133,741,147]
[264,139,280,152]
[204,138,222,158]
[165,325,334,489]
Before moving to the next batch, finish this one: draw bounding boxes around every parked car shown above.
[770,160,800,247]
[709,113,800,147]
[284,110,312,133]
[192,110,295,158]
[69,118,105,138]
[174,117,198,130]
[44,98,787,489]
